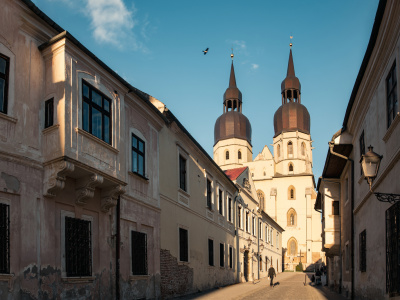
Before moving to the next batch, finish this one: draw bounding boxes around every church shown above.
[213,46,324,271]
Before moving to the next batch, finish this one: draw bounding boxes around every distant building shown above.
[214,52,323,271]
[315,0,400,298]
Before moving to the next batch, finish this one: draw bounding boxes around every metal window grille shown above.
[386,62,398,128]
[0,203,10,274]
[208,239,214,266]
[206,179,212,209]
[132,133,145,177]
[65,217,92,277]
[386,202,400,296]
[359,230,366,272]
[179,155,186,191]
[44,98,54,128]
[220,243,224,267]
[179,228,188,262]
[226,151,229,160]
[131,231,147,275]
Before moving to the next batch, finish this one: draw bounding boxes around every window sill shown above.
[128,171,149,182]
[178,261,189,266]
[0,112,17,123]
[178,188,190,198]
[129,275,150,281]
[75,128,119,154]
[383,112,400,142]
[61,276,95,283]
[42,124,59,134]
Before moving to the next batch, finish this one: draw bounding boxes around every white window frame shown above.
[177,145,190,195]
[227,193,233,223]
[205,174,214,210]
[0,44,15,118]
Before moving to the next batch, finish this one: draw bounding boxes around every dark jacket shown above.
[268,267,276,278]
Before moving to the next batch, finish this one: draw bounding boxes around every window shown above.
[259,221,262,238]
[206,179,212,209]
[226,151,229,160]
[289,163,293,172]
[238,207,242,228]
[179,228,188,262]
[359,230,366,272]
[218,189,223,215]
[287,209,297,226]
[289,239,297,256]
[179,155,187,191]
[0,54,9,114]
[44,98,54,128]
[270,228,273,246]
[220,243,224,267]
[288,185,296,200]
[257,190,265,211]
[228,197,232,222]
[252,216,256,235]
[287,141,293,156]
[208,239,214,266]
[277,144,280,158]
[301,142,306,156]
[238,150,242,160]
[276,233,279,249]
[0,203,10,274]
[245,211,249,232]
[259,256,262,271]
[386,62,398,128]
[82,81,111,144]
[131,231,147,275]
[266,226,270,243]
[132,133,145,177]
[229,246,233,269]
[386,202,400,295]
[332,201,339,215]
[65,216,92,276]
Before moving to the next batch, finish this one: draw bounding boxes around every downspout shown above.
[329,141,354,300]
[235,194,240,283]
[116,196,121,300]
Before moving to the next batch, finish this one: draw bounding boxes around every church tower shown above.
[273,46,313,176]
[213,60,252,170]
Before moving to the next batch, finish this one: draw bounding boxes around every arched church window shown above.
[289,163,294,172]
[238,150,242,160]
[277,144,281,157]
[287,208,297,226]
[288,185,295,200]
[226,151,229,160]
[257,190,265,211]
[288,141,293,156]
[288,238,297,256]
[301,142,306,156]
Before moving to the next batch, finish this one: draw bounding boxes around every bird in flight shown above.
[203,48,209,55]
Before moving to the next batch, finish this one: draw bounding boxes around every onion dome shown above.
[274,46,310,137]
[214,61,252,145]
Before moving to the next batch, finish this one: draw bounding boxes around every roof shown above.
[224,167,248,181]
[342,0,387,131]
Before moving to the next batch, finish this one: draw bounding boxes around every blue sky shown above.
[33,0,379,181]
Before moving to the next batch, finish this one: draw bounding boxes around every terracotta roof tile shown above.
[224,167,247,181]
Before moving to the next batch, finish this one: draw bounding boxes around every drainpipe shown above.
[234,194,240,283]
[329,141,354,300]
[116,196,121,300]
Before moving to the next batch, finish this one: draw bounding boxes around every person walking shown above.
[268,264,276,287]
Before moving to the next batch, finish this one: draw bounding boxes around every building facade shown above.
[214,52,323,272]
[0,0,166,298]
[316,0,400,299]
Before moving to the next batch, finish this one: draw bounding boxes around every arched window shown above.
[301,142,306,156]
[288,185,296,200]
[238,150,242,160]
[289,163,294,172]
[288,238,297,256]
[287,208,297,226]
[257,190,265,211]
[277,144,281,158]
[226,151,229,160]
[287,141,293,156]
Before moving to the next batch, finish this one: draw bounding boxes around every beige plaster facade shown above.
[316,1,400,298]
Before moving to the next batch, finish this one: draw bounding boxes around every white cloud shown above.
[86,0,137,48]
[251,63,259,70]
[232,40,246,49]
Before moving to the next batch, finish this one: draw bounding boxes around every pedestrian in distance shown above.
[268,264,276,287]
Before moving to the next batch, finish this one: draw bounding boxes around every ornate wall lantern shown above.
[360,145,400,203]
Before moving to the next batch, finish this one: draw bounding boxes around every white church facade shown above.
[213,49,324,271]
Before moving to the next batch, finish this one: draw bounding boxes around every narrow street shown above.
[179,273,347,300]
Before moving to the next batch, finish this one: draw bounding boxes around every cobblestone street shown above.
[179,272,347,300]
